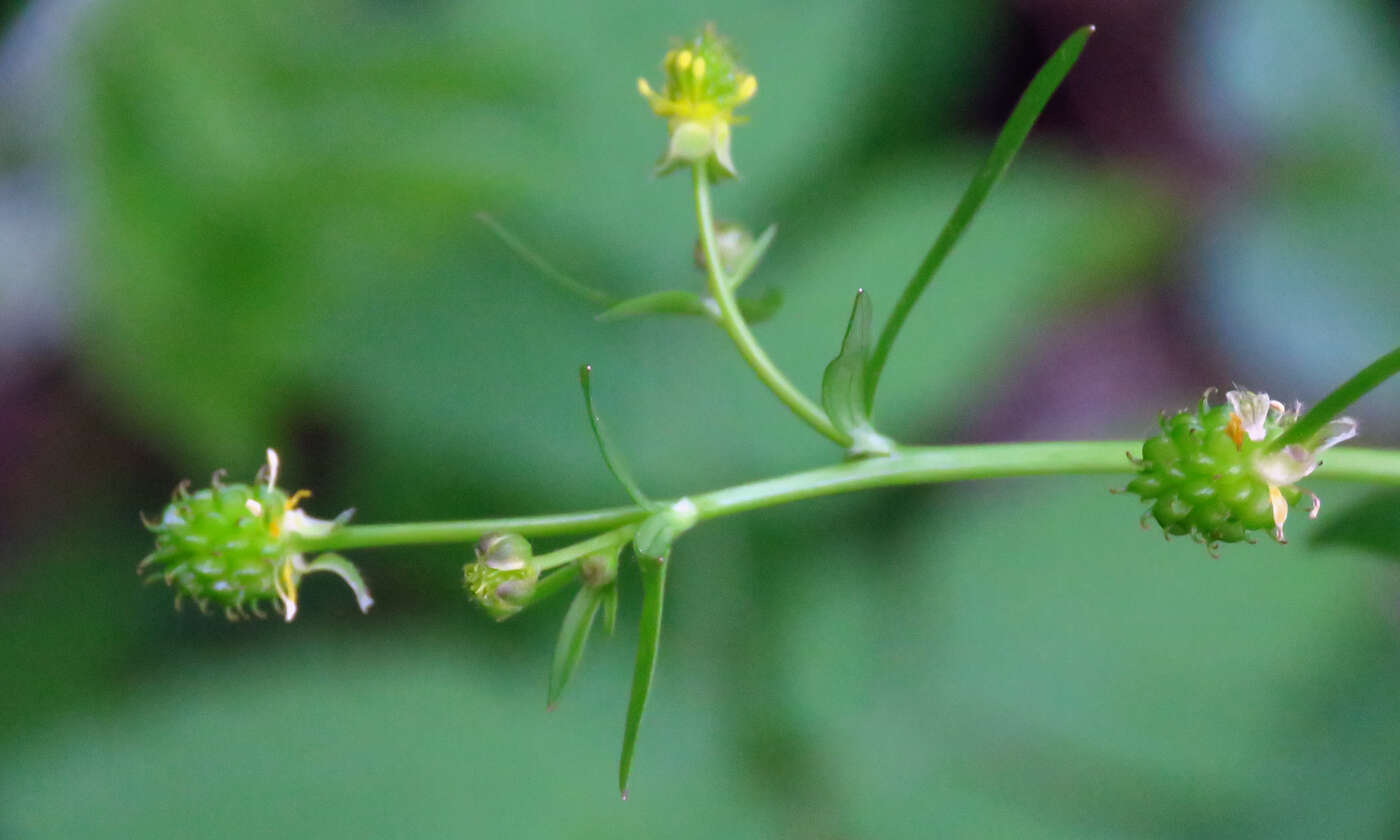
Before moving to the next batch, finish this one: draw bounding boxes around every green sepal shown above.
[821,290,894,457]
[596,287,782,325]
[579,365,652,509]
[302,553,375,614]
[548,585,604,710]
[619,554,667,799]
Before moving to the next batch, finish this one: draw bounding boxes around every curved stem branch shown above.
[1272,346,1400,450]
[692,164,850,447]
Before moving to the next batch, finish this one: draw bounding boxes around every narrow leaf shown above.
[579,365,652,509]
[596,290,710,322]
[821,289,873,436]
[619,556,668,799]
[727,223,778,290]
[863,25,1095,413]
[548,585,603,709]
[601,580,619,636]
[476,212,615,306]
[822,291,895,456]
[736,288,783,324]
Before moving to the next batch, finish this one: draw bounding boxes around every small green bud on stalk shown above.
[693,221,755,276]
[465,533,539,620]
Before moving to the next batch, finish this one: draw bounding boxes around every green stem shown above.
[692,165,851,447]
[533,525,638,571]
[1272,346,1400,450]
[295,441,1400,554]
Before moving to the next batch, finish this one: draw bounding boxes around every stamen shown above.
[1226,413,1245,449]
[285,489,312,510]
[265,448,280,490]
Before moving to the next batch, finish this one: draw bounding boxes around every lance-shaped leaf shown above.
[601,580,619,636]
[821,290,894,456]
[863,25,1095,412]
[548,585,604,710]
[619,555,667,799]
[580,365,652,509]
[596,287,783,325]
[475,212,614,306]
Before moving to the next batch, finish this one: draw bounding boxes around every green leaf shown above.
[821,290,893,456]
[601,580,619,636]
[736,288,784,324]
[863,24,1095,412]
[619,555,668,799]
[727,223,778,290]
[547,585,603,710]
[1311,489,1400,560]
[475,212,614,307]
[579,365,652,509]
[596,290,711,322]
[596,287,782,325]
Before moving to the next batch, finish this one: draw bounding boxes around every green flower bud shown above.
[636,25,757,179]
[139,449,371,621]
[1127,389,1356,549]
[579,551,618,589]
[465,533,539,620]
[693,221,755,276]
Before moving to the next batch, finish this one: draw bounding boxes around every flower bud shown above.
[139,449,370,621]
[465,533,539,620]
[693,221,755,276]
[636,25,757,178]
[579,551,618,589]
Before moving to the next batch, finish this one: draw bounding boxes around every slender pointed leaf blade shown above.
[864,25,1095,412]
[595,290,711,322]
[821,289,873,436]
[727,223,778,290]
[548,585,603,709]
[735,288,783,324]
[601,580,619,636]
[619,556,667,799]
[579,365,652,508]
[475,212,614,306]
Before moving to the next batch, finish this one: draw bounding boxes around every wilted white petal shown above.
[1254,444,1316,486]
[1309,417,1358,453]
[1226,389,1272,441]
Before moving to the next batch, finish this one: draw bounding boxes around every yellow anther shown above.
[1226,413,1245,450]
[637,77,654,98]
[675,50,692,71]
[736,74,757,101]
[285,489,312,510]
[691,56,706,81]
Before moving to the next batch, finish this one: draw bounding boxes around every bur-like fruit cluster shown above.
[1127,392,1301,547]
[140,450,369,621]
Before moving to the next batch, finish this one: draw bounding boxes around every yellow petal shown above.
[1268,485,1289,543]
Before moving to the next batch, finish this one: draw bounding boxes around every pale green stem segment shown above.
[691,164,852,447]
[533,526,638,571]
[1272,345,1400,450]
[295,442,1400,554]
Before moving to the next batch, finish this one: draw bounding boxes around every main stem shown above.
[297,442,1400,553]
[692,165,851,447]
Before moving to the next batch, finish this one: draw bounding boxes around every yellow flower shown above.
[637,25,757,178]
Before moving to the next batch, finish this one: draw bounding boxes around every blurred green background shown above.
[2,0,1398,836]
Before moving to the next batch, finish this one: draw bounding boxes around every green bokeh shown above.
[3,0,1398,836]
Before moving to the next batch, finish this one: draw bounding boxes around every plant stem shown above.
[691,164,851,447]
[294,442,1400,554]
[1272,346,1400,450]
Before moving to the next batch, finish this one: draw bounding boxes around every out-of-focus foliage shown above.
[2,0,1399,836]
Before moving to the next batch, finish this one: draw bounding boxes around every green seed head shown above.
[1127,389,1355,549]
[139,449,369,621]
